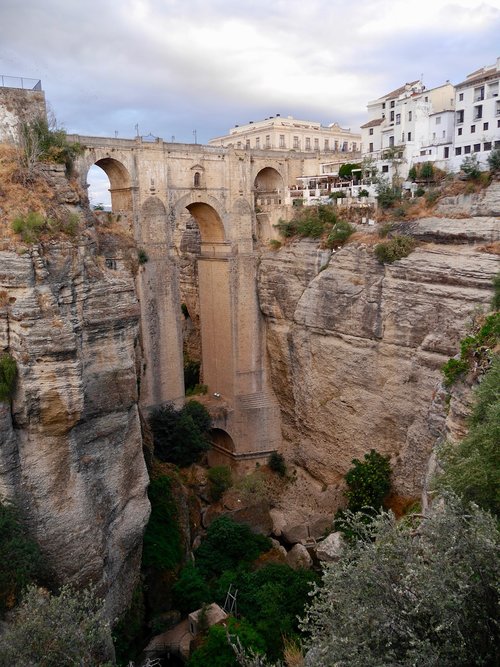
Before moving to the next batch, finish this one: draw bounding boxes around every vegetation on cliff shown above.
[0,352,17,402]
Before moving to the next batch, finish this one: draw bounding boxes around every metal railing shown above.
[0,75,42,90]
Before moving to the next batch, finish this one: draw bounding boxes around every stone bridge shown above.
[71,135,308,465]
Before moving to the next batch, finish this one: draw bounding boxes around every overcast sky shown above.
[1,0,499,143]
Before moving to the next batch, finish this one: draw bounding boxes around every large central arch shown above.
[93,157,133,212]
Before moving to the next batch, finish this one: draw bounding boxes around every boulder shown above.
[286,543,312,570]
[315,531,344,562]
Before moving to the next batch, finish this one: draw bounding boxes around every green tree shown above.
[461,154,481,180]
[188,617,266,667]
[0,500,43,615]
[195,516,271,579]
[208,466,233,501]
[302,498,499,667]
[142,476,182,571]
[0,585,114,667]
[487,147,500,173]
[436,355,500,516]
[420,161,434,183]
[173,563,211,615]
[149,400,211,467]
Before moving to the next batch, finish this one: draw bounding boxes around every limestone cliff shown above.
[0,164,149,619]
[258,200,499,511]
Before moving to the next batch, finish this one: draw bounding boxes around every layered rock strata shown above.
[0,240,150,618]
[258,216,499,508]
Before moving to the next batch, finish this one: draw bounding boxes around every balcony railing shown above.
[0,75,42,90]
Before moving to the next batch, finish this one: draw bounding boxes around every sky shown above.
[1,0,499,203]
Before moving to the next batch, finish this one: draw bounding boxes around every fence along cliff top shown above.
[0,75,42,91]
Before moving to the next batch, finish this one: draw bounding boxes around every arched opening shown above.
[88,157,132,212]
[210,428,235,454]
[87,164,111,211]
[194,172,201,187]
[186,202,226,244]
[254,167,284,193]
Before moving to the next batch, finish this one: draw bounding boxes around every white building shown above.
[450,57,500,171]
[361,80,455,181]
[209,115,361,154]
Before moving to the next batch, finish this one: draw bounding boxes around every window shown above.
[279,134,285,148]
[237,141,241,149]
[390,110,395,122]
[444,147,450,158]
[473,144,481,152]
[498,120,500,128]
[314,138,319,150]
[369,128,374,135]
[324,139,329,150]
[342,142,348,151]
[496,101,500,115]
[407,131,412,141]
[455,147,462,155]
[396,114,401,125]
[456,110,464,124]
[305,137,311,150]
[408,111,412,121]
[458,127,463,135]
[471,125,475,133]
[464,145,471,154]
[474,85,484,101]
[488,82,499,97]
[193,172,201,187]
[255,137,260,148]
[382,165,389,173]
[335,141,339,151]
[246,139,250,148]
[390,100,395,108]
[401,133,405,142]
[293,136,299,149]
[389,136,394,147]
[474,105,483,120]
[436,116,441,125]
[369,142,373,152]
[495,140,500,148]
[484,142,492,151]
[382,102,386,109]
[352,142,357,151]
[483,122,489,131]
[459,92,464,101]
[265,135,270,148]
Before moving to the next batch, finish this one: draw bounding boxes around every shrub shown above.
[137,248,148,264]
[184,357,201,393]
[425,189,440,205]
[415,187,425,197]
[268,451,286,477]
[268,239,281,251]
[11,212,46,243]
[302,498,500,667]
[18,116,83,176]
[325,220,354,248]
[188,617,266,667]
[491,272,500,311]
[376,180,400,209]
[343,449,391,514]
[149,400,211,467]
[142,475,182,571]
[487,147,500,173]
[195,516,271,579]
[172,563,211,615]
[461,154,481,180]
[0,353,17,402]
[442,357,469,386]
[186,383,208,397]
[208,465,232,501]
[0,585,114,667]
[408,165,417,181]
[374,235,416,263]
[0,501,43,615]
[436,355,500,516]
[420,161,434,183]
[338,163,361,179]
[358,188,369,198]
[328,190,346,200]
[275,205,337,240]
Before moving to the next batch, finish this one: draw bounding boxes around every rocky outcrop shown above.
[0,240,150,619]
[258,215,499,512]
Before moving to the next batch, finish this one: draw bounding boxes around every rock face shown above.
[0,240,150,619]
[258,213,499,507]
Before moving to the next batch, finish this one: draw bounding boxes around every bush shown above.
[274,205,337,240]
[188,617,266,667]
[408,165,417,181]
[0,353,17,402]
[325,220,354,248]
[149,401,211,467]
[184,357,201,393]
[208,465,232,501]
[487,147,500,173]
[302,498,500,667]
[0,585,114,667]
[376,180,400,209]
[142,475,182,571]
[436,355,500,516]
[172,563,211,615]
[358,188,369,198]
[11,212,46,243]
[492,272,500,311]
[442,357,469,386]
[0,501,43,615]
[461,154,481,180]
[195,516,271,579]
[420,161,434,183]
[343,449,391,513]
[338,163,361,179]
[268,452,286,477]
[328,190,346,200]
[415,187,425,197]
[18,116,83,176]
[374,235,416,263]
[137,248,148,264]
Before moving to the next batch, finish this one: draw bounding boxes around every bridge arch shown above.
[254,166,285,193]
[174,192,227,244]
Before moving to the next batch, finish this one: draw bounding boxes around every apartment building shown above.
[361,80,455,181]
[208,115,361,154]
[451,57,500,171]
